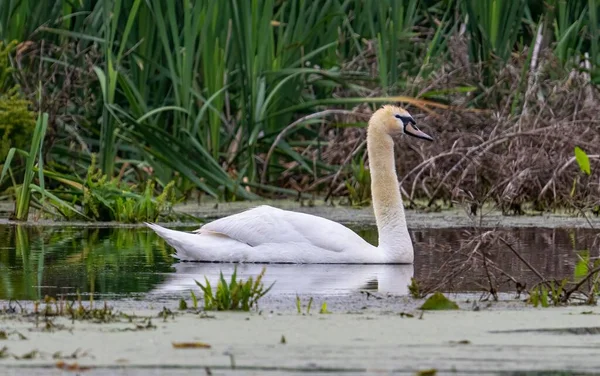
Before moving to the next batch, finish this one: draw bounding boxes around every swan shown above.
[146,105,433,264]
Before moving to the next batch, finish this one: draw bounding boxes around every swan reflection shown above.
[153,263,414,296]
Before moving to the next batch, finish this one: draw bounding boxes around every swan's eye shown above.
[394,114,401,119]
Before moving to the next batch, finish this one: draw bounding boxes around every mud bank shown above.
[2,199,600,229]
[1,298,600,375]
[177,200,600,229]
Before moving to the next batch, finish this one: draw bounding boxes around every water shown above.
[0,224,597,300]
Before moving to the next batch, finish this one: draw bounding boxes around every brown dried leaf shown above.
[56,361,92,371]
[172,342,211,349]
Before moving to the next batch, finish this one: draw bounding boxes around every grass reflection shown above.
[0,225,174,300]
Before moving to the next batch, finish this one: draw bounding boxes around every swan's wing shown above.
[197,205,367,253]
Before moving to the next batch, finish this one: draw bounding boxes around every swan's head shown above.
[372,105,433,141]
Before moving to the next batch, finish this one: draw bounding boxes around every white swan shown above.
[146,105,433,264]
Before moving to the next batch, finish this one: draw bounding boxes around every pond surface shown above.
[0,224,598,300]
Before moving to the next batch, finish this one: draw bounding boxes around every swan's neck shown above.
[367,127,413,263]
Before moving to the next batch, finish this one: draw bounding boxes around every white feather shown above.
[146,206,383,263]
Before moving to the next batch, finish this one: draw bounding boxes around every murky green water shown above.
[0,224,597,300]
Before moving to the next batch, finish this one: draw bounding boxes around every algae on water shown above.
[420,292,459,310]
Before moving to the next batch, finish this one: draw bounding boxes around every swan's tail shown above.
[145,222,250,262]
[144,222,194,259]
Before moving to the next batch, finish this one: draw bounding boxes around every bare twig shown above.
[261,110,369,184]
[563,265,600,301]
[498,237,547,284]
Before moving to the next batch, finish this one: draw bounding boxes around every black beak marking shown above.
[399,115,416,125]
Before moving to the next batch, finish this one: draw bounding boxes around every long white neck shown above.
[367,126,414,263]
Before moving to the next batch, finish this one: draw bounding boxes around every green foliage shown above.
[463,0,527,84]
[190,290,198,309]
[1,0,600,212]
[1,111,56,221]
[0,40,17,91]
[464,0,526,63]
[345,158,371,207]
[81,155,178,223]
[553,0,589,67]
[295,295,314,314]
[572,251,600,304]
[529,284,550,307]
[195,267,274,311]
[350,0,419,92]
[0,88,35,163]
[528,280,568,307]
[408,277,422,299]
[574,250,590,280]
[0,41,36,162]
[3,142,178,222]
[574,146,591,175]
[420,292,459,310]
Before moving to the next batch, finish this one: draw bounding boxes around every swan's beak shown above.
[404,122,433,141]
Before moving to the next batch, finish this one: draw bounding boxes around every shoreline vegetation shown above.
[0,0,599,222]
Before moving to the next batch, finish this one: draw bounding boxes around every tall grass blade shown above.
[15,112,48,221]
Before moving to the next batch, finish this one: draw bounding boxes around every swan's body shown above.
[147,105,433,264]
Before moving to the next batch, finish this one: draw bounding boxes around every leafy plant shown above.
[3,145,179,222]
[575,146,591,175]
[345,157,371,207]
[528,280,568,307]
[195,267,274,311]
[0,40,36,169]
[420,292,459,310]
[80,155,178,222]
[0,88,35,162]
[408,277,422,299]
[529,284,550,308]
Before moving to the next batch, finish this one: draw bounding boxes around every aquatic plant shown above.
[1,111,60,220]
[2,132,180,221]
[420,292,459,310]
[79,155,179,222]
[528,248,600,307]
[190,290,198,309]
[528,280,567,307]
[319,301,331,314]
[195,267,274,311]
[296,295,314,315]
[408,278,423,299]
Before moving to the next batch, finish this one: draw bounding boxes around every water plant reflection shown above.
[0,225,173,300]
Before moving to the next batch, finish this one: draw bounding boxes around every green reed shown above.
[1,0,599,214]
